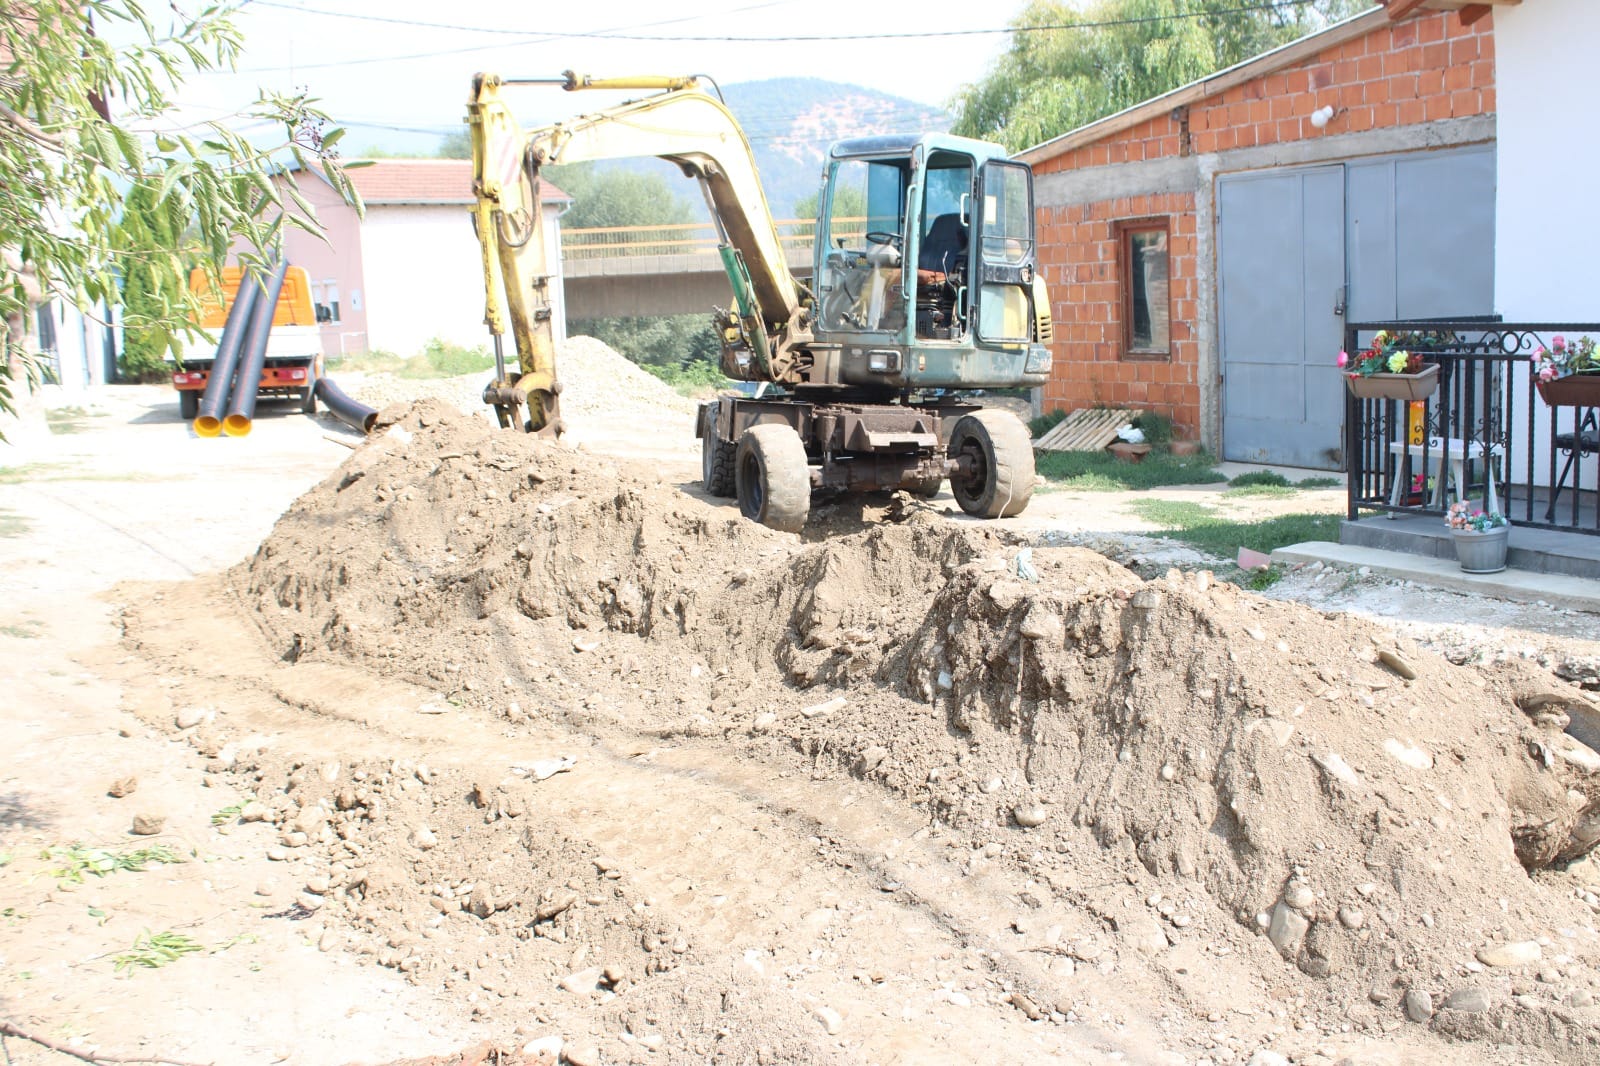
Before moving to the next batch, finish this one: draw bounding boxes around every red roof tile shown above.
[345,159,569,205]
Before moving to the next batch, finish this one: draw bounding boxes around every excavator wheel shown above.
[735,423,810,533]
[701,418,736,497]
[905,474,943,499]
[949,409,1034,519]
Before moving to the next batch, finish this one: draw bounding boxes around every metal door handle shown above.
[1334,286,1346,316]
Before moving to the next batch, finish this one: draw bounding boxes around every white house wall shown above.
[357,203,566,359]
[1494,0,1600,320]
[1494,0,1600,489]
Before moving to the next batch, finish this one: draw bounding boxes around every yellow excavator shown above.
[466,72,1054,532]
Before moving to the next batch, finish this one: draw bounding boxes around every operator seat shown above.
[919,213,968,276]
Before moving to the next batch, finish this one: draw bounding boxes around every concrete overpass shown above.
[560,220,815,320]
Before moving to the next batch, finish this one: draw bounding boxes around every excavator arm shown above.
[466,72,814,435]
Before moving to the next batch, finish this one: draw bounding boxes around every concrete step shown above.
[1340,514,1600,581]
[1273,540,1600,613]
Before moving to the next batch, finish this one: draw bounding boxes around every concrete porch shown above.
[1274,512,1600,613]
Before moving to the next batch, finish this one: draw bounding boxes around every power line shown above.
[250,0,790,37]
[234,0,1326,70]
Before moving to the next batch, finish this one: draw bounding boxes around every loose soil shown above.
[3,341,1599,1066]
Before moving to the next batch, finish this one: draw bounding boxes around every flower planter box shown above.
[1345,364,1439,402]
[1536,372,1600,408]
[1452,525,1509,574]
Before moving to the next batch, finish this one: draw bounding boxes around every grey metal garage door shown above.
[1217,145,1495,468]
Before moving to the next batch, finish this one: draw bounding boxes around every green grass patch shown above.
[1028,408,1068,438]
[1127,498,1341,559]
[113,930,203,972]
[44,406,100,435]
[0,463,169,486]
[641,358,731,396]
[0,508,27,538]
[44,844,185,885]
[210,803,244,827]
[333,339,496,380]
[1224,483,1298,499]
[1036,450,1225,491]
[1225,470,1343,498]
[0,621,43,639]
[1228,470,1290,489]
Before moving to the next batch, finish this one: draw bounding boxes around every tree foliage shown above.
[114,178,183,380]
[0,0,359,426]
[568,313,719,370]
[546,162,696,230]
[436,129,471,159]
[550,164,717,371]
[951,0,1371,152]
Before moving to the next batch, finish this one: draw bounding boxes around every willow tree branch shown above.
[0,1021,212,1066]
[0,102,64,150]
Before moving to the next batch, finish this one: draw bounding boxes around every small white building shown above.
[280,159,570,361]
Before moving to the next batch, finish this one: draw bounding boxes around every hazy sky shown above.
[178,0,1027,153]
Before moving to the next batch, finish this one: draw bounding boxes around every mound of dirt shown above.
[234,401,1600,1060]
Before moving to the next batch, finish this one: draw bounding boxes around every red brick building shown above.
[1019,6,1497,466]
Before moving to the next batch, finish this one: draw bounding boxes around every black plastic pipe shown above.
[313,377,378,434]
[222,258,290,437]
[192,273,260,437]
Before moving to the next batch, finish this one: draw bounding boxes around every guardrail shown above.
[1344,318,1600,535]
[560,217,867,260]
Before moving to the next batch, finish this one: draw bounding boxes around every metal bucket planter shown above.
[1452,525,1509,574]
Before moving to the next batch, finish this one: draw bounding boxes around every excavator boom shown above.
[466,72,812,433]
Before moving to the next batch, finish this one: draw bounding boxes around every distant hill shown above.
[576,78,950,223]
[722,78,951,220]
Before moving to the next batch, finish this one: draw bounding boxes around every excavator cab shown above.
[811,134,1050,392]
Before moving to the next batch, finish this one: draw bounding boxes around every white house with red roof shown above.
[281,159,570,361]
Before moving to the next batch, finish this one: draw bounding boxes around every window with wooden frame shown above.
[1116,218,1171,359]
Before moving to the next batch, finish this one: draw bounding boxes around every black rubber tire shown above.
[948,409,1035,518]
[300,386,318,415]
[735,423,811,533]
[178,389,199,420]
[701,415,736,497]
[905,474,943,499]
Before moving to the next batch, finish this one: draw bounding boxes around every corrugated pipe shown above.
[222,257,290,437]
[313,377,377,434]
[192,274,260,438]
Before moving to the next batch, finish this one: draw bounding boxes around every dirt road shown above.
[2,376,1597,1066]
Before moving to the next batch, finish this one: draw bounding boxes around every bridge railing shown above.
[560,217,867,260]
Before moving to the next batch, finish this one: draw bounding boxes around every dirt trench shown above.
[114,399,1600,1064]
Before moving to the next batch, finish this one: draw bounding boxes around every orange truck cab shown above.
[170,265,325,420]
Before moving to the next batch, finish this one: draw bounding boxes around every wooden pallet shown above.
[1032,408,1136,453]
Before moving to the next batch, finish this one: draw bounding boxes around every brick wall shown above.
[1032,12,1495,441]
[1040,194,1200,438]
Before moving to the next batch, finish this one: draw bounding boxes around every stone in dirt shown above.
[1267,903,1308,955]
[130,813,164,835]
[1404,988,1435,1023]
[1443,986,1491,1013]
[1475,941,1541,967]
[106,776,137,798]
